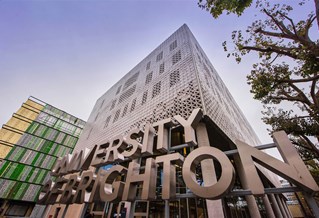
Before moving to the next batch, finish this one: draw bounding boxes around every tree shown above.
[198,0,253,18]
[200,0,319,161]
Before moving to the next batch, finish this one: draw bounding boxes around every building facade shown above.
[75,24,259,153]
[39,24,319,218]
[0,97,85,217]
[45,24,296,218]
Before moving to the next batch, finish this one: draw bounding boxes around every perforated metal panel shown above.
[75,24,260,152]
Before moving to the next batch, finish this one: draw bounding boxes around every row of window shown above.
[26,122,78,148]
[0,178,42,202]
[103,70,181,127]
[144,50,180,85]
[113,39,179,98]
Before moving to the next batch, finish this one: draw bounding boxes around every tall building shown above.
[44,24,307,218]
[75,24,259,153]
[0,97,85,217]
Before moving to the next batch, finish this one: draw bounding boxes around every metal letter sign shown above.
[38,109,319,206]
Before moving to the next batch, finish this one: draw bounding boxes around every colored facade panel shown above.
[0,97,85,206]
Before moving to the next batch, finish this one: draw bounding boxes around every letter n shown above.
[235,131,319,195]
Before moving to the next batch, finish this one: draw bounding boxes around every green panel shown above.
[16,148,27,162]
[3,163,17,178]
[5,147,16,160]
[48,157,57,169]
[36,154,45,167]
[34,169,47,184]
[8,181,22,199]
[31,153,41,166]
[0,161,9,176]
[26,122,39,134]
[1,180,15,198]
[53,145,60,156]
[41,141,54,154]
[10,164,24,180]
[14,182,28,199]
[25,168,35,182]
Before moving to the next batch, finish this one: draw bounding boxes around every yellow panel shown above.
[0,129,22,144]
[0,144,13,158]
[6,117,30,132]
[25,99,44,111]
[16,107,39,121]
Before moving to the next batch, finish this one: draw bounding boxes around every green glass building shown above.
[0,96,85,217]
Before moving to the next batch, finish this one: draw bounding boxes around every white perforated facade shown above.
[75,24,260,152]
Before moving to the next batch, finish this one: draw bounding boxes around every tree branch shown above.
[278,74,319,83]
[288,82,312,106]
[263,9,292,35]
[277,11,298,35]
[241,45,298,59]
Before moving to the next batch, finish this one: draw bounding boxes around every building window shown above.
[122,104,128,117]
[152,82,161,98]
[119,85,136,104]
[99,99,105,109]
[197,54,202,63]
[113,109,121,123]
[94,113,99,121]
[104,115,111,128]
[116,86,122,95]
[156,51,163,62]
[145,72,153,85]
[123,72,139,90]
[170,40,177,51]
[110,99,117,110]
[159,63,164,74]
[170,70,180,87]
[172,50,181,65]
[130,98,136,112]
[142,91,148,105]
[146,61,151,70]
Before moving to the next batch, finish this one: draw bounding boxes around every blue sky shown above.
[0,0,314,146]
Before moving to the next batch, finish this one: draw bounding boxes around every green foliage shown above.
[201,0,319,160]
[198,0,252,18]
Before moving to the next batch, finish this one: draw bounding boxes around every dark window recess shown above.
[116,86,122,95]
[172,50,181,65]
[152,82,161,98]
[156,51,163,62]
[145,72,153,85]
[100,100,105,109]
[170,70,180,87]
[119,85,136,104]
[170,40,177,51]
[130,98,137,112]
[146,61,151,70]
[94,113,99,121]
[123,72,139,90]
[204,74,211,88]
[141,91,148,105]
[104,116,111,128]
[122,104,128,117]
[113,109,121,123]
[159,63,164,74]
[110,99,117,110]
[197,54,201,63]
